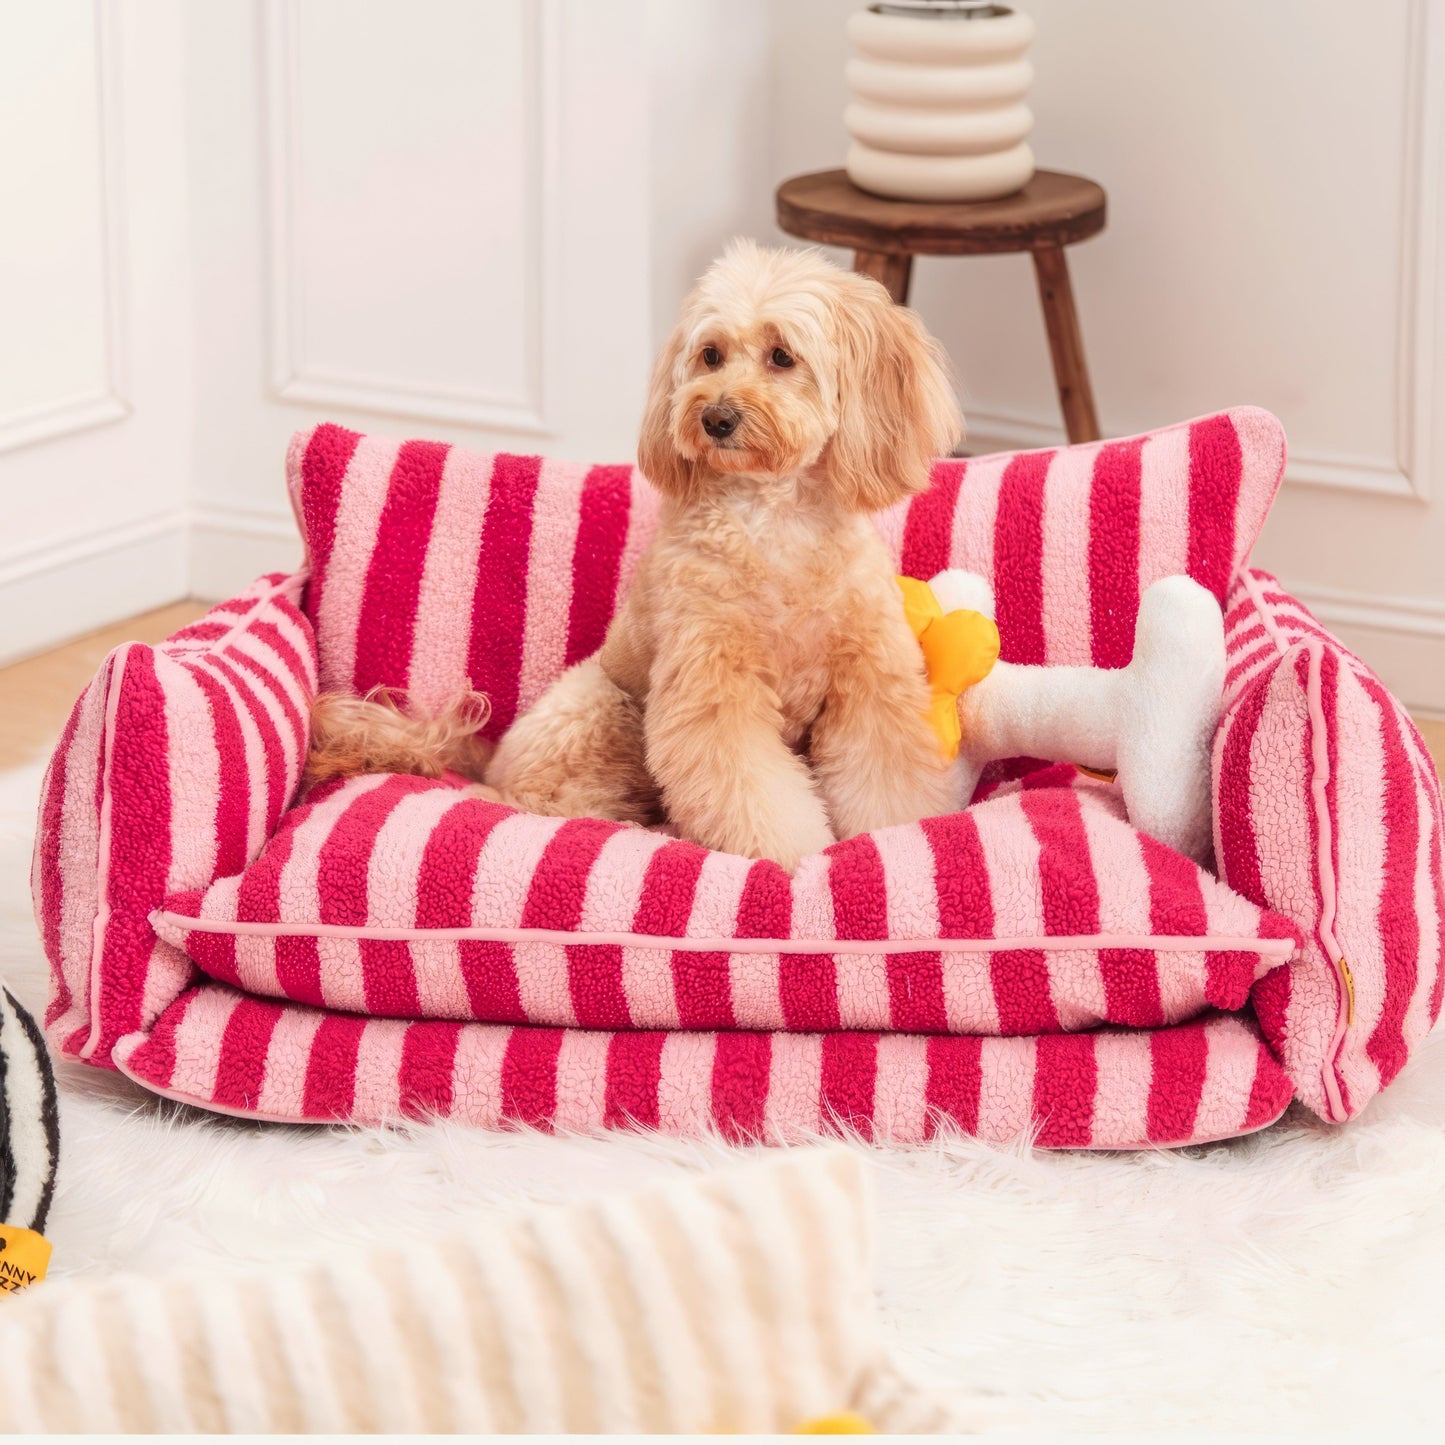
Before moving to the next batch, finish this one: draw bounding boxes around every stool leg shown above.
[1031,244,1100,444]
[852,249,913,304]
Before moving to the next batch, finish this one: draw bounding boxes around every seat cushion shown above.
[111,981,1295,1147]
[1214,569,1445,1122]
[155,767,1299,1036]
[288,407,1285,738]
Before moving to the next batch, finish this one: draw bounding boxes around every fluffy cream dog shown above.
[307,242,962,868]
[486,241,962,868]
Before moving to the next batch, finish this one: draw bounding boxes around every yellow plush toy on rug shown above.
[896,575,1001,760]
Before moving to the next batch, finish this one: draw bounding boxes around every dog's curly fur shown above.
[488,241,963,869]
[305,242,963,870]
[305,688,495,791]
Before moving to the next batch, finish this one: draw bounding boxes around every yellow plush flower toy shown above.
[896,575,1001,760]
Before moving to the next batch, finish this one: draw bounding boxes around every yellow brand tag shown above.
[0,1224,51,1294]
[1338,954,1356,1027]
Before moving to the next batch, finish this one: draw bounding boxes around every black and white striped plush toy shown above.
[1,984,59,1235]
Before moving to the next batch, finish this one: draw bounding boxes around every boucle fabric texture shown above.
[110,990,1293,1147]
[30,409,1443,1144]
[32,572,315,1068]
[0,1149,969,1434]
[290,407,1285,738]
[1,982,58,1234]
[154,770,1297,1035]
[1213,568,1445,1122]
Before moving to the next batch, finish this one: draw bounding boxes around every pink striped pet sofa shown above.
[32,407,1445,1147]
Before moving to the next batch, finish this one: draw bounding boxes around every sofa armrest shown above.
[31,572,317,1067]
[1213,567,1445,1121]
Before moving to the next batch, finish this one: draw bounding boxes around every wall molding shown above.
[1292,581,1445,640]
[0,511,187,590]
[189,504,302,601]
[0,504,298,593]
[1387,0,1440,503]
[0,505,302,661]
[189,502,297,543]
[0,0,130,455]
[1245,0,1437,501]
[1296,580,1445,715]
[962,403,1445,504]
[261,0,561,435]
[0,513,187,669]
[968,0,1440,502]
[1284,579,1445,715]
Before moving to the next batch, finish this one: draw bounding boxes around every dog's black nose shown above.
[701,404,740,439]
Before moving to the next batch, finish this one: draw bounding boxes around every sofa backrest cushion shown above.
[288,407,1285,739]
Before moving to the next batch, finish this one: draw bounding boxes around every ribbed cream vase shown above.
[845,4,1037,202]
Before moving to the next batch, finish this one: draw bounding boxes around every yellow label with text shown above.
[0,1224,51,1294]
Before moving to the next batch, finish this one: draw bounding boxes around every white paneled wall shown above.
[2,0,1441,712]
[0,0,194,659]
[268,0,555,431]
[182,0,654,597]
[1,0,659,657]
[1,2,125,453]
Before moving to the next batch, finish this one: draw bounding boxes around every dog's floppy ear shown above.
[826,276,963,512]
[637,322,703,504]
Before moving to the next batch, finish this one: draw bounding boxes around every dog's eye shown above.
[702,346,722,367]
[770,347,795,369]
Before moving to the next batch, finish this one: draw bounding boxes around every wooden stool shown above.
[776,168,1107,445]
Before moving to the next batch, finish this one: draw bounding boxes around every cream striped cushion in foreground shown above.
[0,1149,970,1434]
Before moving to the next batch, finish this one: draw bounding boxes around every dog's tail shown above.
[305,687,494,789]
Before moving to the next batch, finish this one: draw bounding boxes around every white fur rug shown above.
[4,758,1445,1434]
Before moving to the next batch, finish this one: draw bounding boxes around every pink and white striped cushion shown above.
[1214,569,1445,1121]
[108,983,1295,1148]
[31,574,317,1067]
[289,407,1285,736]
[154,769,1299,1038]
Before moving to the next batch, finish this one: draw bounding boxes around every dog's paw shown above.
[770,820,837,874]
[681,799,834,873]
[735,808,836,874]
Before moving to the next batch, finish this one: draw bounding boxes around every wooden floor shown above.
[1,603,1443,782]
[1413,715,1444,781]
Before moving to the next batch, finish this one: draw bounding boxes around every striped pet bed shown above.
[30,408,1445,1146]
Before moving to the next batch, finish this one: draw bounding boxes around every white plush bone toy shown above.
[929,570,1226,862]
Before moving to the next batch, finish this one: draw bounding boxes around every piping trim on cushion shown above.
[82,644,131,1062]
[1238,568,1349,1121]
[1302,636,1349,1122]
[152,910,1298,959]
[1239,567,1290,654]
[205,569,311,656]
